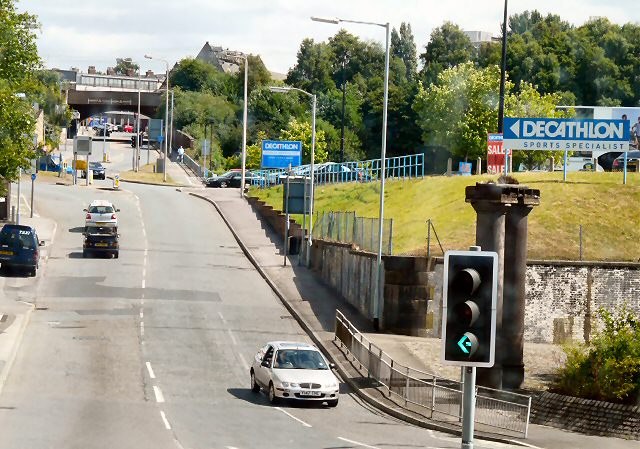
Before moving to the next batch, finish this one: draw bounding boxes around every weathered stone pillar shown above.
[502,188,539,389]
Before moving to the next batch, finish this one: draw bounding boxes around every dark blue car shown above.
[0,224,44,276]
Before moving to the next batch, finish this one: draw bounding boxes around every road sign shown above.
[31,173,36,181]
[73,136,92,155]
[202,139,210,156]
[504,118,630,152]
[157,135,164,143]
[148,119,164,141]
[261,140,302,169]
[283,177,311,214]
[441,250,498,368]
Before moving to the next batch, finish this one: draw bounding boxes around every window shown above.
[89,206,114,214]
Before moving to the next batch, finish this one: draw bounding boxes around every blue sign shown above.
[504,118,630,152]
[157,135,164,143]
[261,140,302,168]
[458,162,472,176]
[31,173,36,181]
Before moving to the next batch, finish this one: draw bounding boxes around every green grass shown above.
[250,171,640,261]
[119,164,177,185]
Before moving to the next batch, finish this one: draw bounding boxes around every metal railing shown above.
[335,310,531,438]
[251,153,424,188]
[313,211,393,255]
[182,152,205,178]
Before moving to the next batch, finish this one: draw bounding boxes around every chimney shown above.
[145,70,154,77]
[88,65,96,74]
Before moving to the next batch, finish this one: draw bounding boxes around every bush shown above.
[555,306,640,404]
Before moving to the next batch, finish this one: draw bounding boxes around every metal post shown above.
[164,64,169,182]
[373,22,391,331]
[136,75,141,172]
[241,55,248,198]
[284,164,291,267]
[623,151,628,185]
[563,150,568,182]
[16,168,21,225]
[300,178,307,267]
[497,0,508,134]
[388,218,393,255]
[103,116,107,163]
[73,152,77,185]
[169,90,174,156]
[30,176,34,218]
[85,155,89,186]
[307,94,316,267]
[461,367,477,449]
[427,219,432,262]
[579,225,583,261]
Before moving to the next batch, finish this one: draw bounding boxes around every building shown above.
[464,31,495,47]
[196,42,245,74]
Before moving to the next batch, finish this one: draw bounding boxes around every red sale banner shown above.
[487,133,511,174]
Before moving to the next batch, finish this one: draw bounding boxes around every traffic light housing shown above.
[441,250,498,367]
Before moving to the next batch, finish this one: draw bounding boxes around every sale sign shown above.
[487,133,511,174]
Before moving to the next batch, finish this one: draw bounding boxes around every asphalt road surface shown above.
[0,143,520,449]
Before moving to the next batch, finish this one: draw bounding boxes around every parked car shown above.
[84,200,119,231]
[123,124,134,133]
[612,151,640,172]
[250,341,339,406]
[83,227,119,258]
[81,162,106,180]
[206,170,259,188]
[93,123,111,137]
[0,224,44,276]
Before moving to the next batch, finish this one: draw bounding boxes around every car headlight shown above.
[325,382,338,389]
[280,382,289,388]
[289,382,299,388]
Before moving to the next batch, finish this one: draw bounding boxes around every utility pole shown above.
[497,0,508,134]
[340,54,348,162]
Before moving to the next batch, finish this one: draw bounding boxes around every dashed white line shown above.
[146,362,156,379]
[153,385,165,403]
[226,329,237,346]
[217,311,226,322]
[142,268,146,278]
[141,279,146,289]
[139,310,144,319]
[275,407,312,428]
[142,228,147,238]
[159,410,171,429]
[238,353,249,371]
[140,322,145,336]
[337,437,380,449]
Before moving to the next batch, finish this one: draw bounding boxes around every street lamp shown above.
[312,15,391,330]
[240,54,249,198]
[498,0,509,174]
[269,85,316,267]
[145,54,170,182]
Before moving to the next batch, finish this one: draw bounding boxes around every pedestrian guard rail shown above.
[313,211,393,255]
[182,152,205,178]
[334,310,532,438]
[251,153,424,188]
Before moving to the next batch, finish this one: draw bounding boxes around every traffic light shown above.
[441,250,498,367]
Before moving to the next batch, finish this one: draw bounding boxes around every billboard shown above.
[486,133,511,175]
[261,140,302,168]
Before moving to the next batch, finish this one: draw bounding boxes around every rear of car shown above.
[85,201,118,231]
[0,225,41,276]
[83,227,119,258]
[612,151,640,172]
[89,162,106,180]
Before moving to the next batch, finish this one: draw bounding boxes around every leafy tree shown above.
[237,54,271,94]
[419,22,475,85]
[279,118,328,165]
[113,58,139,76]
[286,39,334,93]
[391,23,417,81]
[0,0,39,84]
[170,58,220,92]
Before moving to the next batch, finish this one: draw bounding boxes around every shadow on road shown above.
[67,252,85,259]
[226,387,335,409]
[68,227,85,233]
[0,266,30,278]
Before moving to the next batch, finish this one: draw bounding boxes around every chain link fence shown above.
[313,211,393,255]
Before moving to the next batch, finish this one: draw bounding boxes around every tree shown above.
[391,23,417,81]
[113,58,139,76]
[286,39,334,93]
[279,118,328,165]
[170,58,220,92]
[237,54,271,94]
[420,22,475,85]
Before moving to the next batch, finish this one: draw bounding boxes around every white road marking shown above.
[226,329,237,346]
[141,279,146,289]
[274,407,312,428]
[140,322,145,336]
[238,353,249,371]
[337,437,380,449]
[142,228,146,238]
[160,410,171,429]
[146,362,156,379]
[139,310,144,319]
[217,311,226,322]
[141,297,144,305]
[153,385,165,403]
[142,268,146,278]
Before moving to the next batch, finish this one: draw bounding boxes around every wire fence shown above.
[335,310,532,438]
[251,153,425,188]
[313,211,393,255]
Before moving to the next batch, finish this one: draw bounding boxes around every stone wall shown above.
[530,391,640,440]
[247,197,305,254]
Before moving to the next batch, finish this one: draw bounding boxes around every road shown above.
[0,142,520,449]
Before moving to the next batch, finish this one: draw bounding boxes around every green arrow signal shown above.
[458,335,471,354]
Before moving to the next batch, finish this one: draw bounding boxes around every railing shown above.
[251,153,424,188]
[182,152,205,178]
[313,211,393,255]
[335,310,531,438]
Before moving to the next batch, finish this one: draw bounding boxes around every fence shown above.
[313,211,393,255]
[335,310,532,438]
[251,153,424,188]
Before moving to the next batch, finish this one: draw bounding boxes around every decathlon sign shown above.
[261,140,302,168]
[504,118,629,152]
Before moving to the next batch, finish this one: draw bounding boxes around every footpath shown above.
[188,187,639,449]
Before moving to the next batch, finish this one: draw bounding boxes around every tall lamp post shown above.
[269,86,316,267]
[498,0,509,174]
[240,54,249,198]
[145,54,170,182]
[312,15,391,330]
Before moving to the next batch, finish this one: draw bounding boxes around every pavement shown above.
[188,187,640,449]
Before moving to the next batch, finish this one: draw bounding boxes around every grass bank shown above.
[119,164,177,185]
[250,171,640,261]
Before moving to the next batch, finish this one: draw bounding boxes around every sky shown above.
[19,0,635,76]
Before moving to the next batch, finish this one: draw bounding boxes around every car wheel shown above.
[220,181,228,188]
[250,371,260,393]
[327,399,338,407]
[29,267,36,277]
[114,252,119,259]
[82,250,87,258]
[268,382,279,404]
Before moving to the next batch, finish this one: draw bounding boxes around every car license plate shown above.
[96,222,108,226]
[95,243,108,247]
[298,391,322,397]
[0,250,13,255]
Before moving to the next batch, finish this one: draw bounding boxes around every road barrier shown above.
[313,211,393,255]
[334,310,532,438]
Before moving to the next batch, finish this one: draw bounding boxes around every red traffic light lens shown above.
[453,300,480,327]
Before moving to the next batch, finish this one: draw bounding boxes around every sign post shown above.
[30,173,36,218]
[73,136,92,187]
[283,164,292,267]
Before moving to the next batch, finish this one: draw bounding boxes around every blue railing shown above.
[250,153,424,188]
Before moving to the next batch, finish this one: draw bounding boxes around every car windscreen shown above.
[0,228,35,249]
[88,206,114,214]
[273,349,328,370]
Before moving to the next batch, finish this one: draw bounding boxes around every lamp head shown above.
[269,86,291,93]
[311,16,340,24]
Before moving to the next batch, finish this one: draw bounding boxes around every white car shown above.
[84,200,119,231]
[250,341,340,407]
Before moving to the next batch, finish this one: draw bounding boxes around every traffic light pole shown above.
[462,366,477,449]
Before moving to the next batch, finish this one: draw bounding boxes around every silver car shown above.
[250,341,340,407]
